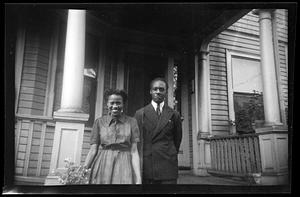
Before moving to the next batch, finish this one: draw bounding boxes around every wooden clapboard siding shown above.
[81,129,92,164]
[227,12,259,36]
[18,24,51,116]
[15,116,55,178]
[278,42,288,109]
[40,124,55,176]
[275,9,288,43]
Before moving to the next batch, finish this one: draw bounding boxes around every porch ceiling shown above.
[88,4,251,41]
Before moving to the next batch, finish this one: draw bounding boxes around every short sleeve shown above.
[130,118,140,143]
[90,118,100,145]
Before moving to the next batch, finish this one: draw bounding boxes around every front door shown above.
[124,52,167,116]
[124,52,190,168]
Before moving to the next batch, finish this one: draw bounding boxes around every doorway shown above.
[124,52,167,116]
[124,51,190,168]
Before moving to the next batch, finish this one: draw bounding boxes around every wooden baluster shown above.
[228,138,233,173]
[235,138,241,174]
[239,137,246,174]
[244,137,251,173]
[211,140,215,170]
[217,139,221,171]
[253,136,262,172]
[224,139,228,172]
[248,136,256,173]
[231,138,237,174]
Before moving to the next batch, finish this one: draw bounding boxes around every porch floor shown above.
[178,170,248,185]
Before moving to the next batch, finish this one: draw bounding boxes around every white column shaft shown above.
[198,52,210,134]
[259,10,281,124]
[60,10,86,112]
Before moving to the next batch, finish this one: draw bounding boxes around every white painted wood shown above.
[258,10,281,125]
[23,121,33,176]
[226,50,236,134]
[36,122,46,176]
[44,21,59,117]
[198,51,211,134]
[49,121,85,172]
[15,120,21,163]
[272,14,287,126]
[60,10,86,112]
[95,38,106,119]
[15,27,26,114]
[178,59,190,167]
[167,56,174,108]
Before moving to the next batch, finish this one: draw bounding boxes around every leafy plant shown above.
[234,90,264,134]
[54,158,91,185]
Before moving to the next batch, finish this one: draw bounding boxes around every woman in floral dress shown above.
[83,89,141,184]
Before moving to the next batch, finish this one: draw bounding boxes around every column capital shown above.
[196,50,209,60]
[252,9,276,16]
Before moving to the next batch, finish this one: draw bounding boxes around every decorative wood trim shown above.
[15,27,26,114]
[15,113,54,122]
[179,57,191,167]
[15,175,45,185]
[23,121,33,176]
[15,120,22,163]
[167,56,174,108]
[272,12,287,126]
[44,20,60,117]
[36,122,46,176]
[226,49,236,134]
[95,37,106,119]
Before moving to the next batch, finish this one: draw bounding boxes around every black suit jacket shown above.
[134,103,182,180]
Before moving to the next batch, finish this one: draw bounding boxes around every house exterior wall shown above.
[208,9,288,136]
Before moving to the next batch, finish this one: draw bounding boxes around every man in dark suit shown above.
[134,77,182,184]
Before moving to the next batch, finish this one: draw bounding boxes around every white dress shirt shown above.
[151,100,164,112]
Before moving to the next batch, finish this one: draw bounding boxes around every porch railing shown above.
[207,134,262,176]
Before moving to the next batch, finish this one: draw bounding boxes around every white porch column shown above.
[257,9,281,125]
[193,50,212,176]
[46,10,88,185]
[252,9,288,185]
[59,10,86,113]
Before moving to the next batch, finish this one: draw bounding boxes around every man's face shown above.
[150,80,167,104]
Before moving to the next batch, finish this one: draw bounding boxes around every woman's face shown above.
[107,94,124,117]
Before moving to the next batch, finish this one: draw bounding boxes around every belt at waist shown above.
[100,143,131,152]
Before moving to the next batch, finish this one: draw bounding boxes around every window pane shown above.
[232,57,262,93]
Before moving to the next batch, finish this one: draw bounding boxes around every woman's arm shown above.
[83,144,98,168]
[131,142,141,184]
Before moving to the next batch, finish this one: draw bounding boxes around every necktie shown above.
[156,103,161,116]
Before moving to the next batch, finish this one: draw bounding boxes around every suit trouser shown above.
[143,178,177,184]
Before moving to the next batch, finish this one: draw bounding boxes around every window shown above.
[227,50,264,134]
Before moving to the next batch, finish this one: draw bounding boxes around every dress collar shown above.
[107,114,126,126]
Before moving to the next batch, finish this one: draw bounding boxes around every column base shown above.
[259,172,289,185]
[192,168,210,176]
[53,110,89,122]
[255,125,289,185]
[44,175,62,185]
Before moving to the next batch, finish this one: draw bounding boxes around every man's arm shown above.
[173,112,182,153]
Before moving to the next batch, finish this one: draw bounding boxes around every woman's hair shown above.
[104,89,128,103]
